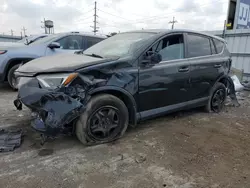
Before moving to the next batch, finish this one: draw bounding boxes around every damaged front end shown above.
[14,73,99,137]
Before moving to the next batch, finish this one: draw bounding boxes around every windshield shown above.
[30,34,61,45]
[83,32,156,58]
[17,35,47,44]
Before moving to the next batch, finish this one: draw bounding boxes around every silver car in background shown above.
[0,32,106,89]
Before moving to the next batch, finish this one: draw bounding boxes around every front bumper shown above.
[14,77,88,136]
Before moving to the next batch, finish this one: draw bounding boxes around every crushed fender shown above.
[13,75,104,138]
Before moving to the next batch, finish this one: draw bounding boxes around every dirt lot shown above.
[0,83,250,188]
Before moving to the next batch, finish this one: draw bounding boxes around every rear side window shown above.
[187,34,211,58]
[213,39,224,53]
[85,37,104,48]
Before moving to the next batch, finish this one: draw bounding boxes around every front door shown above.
[45,35,84,56]
[138,33,191,118]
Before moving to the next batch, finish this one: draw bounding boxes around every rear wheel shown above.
[205,82,227,113]
[7,64,20,90]
[76,94,129,145]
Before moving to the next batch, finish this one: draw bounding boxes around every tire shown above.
[7,64,20,90]
[205,82,227,113]
[76,94,129,146]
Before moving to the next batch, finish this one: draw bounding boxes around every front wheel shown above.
[205,82,227,113]
[76,94,129,146]
[7,64,20,90]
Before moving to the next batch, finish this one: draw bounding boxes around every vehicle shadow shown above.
[0,83,15,92]
[7,107,204,155]
[126,107,204,134]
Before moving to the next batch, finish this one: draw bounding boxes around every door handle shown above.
[214,64,222,68]
[178,67,189,72]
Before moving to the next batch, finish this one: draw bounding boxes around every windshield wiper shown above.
[84,53,103,58]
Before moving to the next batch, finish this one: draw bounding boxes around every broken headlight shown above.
[37,73,78,89]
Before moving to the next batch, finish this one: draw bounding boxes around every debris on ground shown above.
[0,129,22,152]
[227,75,240,107]
[231,75,244,92]
[135,154,147,163]
[242,81,250,91]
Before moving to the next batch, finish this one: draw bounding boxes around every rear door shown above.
[187,33,227,100]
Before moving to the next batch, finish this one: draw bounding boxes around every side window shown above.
[210,39,216,54]
[85,37,103,48]
[150,34,184,61]
[213,39,224,54]
[187,34,211,58]
[56,35,83,50]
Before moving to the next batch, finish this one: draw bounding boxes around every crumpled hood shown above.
[0,42,25,50]
[16,53,117,74]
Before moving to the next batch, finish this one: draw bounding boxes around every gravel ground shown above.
[0,83,250,188]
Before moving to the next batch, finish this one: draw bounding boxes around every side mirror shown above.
[48,42,60,49]
[142,51,162,65]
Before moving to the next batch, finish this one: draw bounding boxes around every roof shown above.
[55,32,107,39]
[122,29,225,42]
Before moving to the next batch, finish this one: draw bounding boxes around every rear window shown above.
[213,39,224,53]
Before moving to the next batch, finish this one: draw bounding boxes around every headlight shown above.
[0,50,7,54]
[37,73,78,89]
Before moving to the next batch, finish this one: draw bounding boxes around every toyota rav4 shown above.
[14,29,234,145]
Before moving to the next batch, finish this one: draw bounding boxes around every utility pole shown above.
[169,17,177,29]
[222,20,226,38]
[20,31,23,39]
[10,29,14,36]
[41,18,47,34]
[91,1,99,35]
[22,26,27,36]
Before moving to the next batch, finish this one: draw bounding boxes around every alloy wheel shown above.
[87,106,121,141]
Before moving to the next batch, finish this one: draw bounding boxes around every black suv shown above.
[14,29,233,145]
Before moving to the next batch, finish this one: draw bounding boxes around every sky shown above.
[0,0,229,36]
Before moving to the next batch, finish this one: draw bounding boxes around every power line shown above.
[98,22,120,29]
[98,0,226,25]
[80,8,94,16]
[132,0,226,23]
[75,21,93,25]
[97,9,132,21]
[77,15,93,21]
